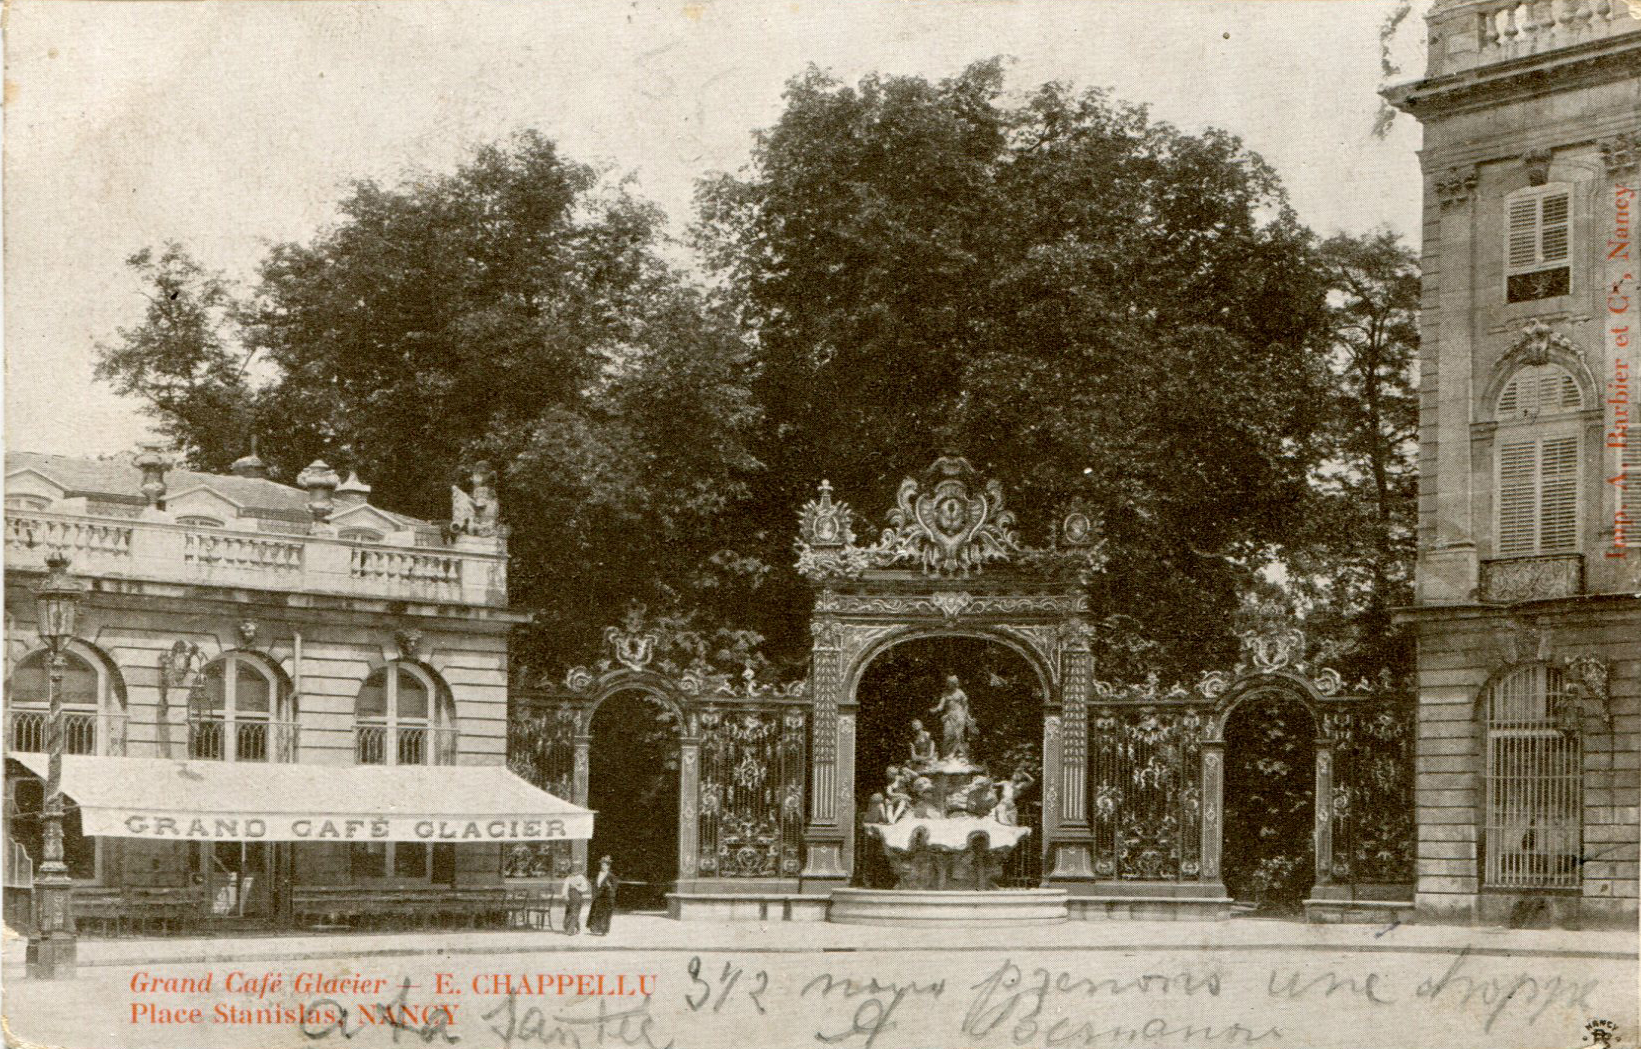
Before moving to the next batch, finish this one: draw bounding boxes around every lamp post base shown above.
[25,932,78,980]
[27,873,77,980]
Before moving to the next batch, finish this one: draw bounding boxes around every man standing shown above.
[561,870,591,935]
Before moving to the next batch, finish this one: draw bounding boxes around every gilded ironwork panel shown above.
[1324,702,1414,885]
[504,703,580,878]
[698,707,807,878]
[1090,705,1206,881]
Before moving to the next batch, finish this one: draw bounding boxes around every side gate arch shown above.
[507,626,809,901]
[1084,626,1415,914]
[794,454,1107,885]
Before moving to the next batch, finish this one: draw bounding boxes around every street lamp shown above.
[27,550,85,980]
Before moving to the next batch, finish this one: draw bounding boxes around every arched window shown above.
[5,648,122,756]
[339,527,383,543]
[1484,665,1582,890]
[1495,363,1583,557]
[5,494,51,511]
[177,515,225,528]
[188,654,294,762]
[354,663,454,766]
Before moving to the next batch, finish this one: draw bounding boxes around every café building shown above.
[3,448,589,932]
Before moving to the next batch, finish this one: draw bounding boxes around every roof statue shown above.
[794,452,1107,582]
[451,461,501,538]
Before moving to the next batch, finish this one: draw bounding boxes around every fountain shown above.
[830,675,1066,925]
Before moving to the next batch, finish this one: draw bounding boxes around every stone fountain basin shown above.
[868,816,1030,852]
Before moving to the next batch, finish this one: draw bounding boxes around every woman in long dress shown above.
[561,871,591,935]
[586,856,618,936]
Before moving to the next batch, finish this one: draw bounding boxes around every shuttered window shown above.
[1497,364,1581,418]
[1505,186,1572,303]
[1484,665,1581,890]
[1496,435,1580,555]
[1495,364,1583,556]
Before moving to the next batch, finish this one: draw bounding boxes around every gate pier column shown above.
[1048,624,1095,882]
[801,621,849,885]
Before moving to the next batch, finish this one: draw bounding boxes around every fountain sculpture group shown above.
[861,675,1035,890]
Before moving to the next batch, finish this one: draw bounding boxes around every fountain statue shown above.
[862,675,1034,890]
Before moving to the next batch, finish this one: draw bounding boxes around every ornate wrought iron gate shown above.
[507,623,809,894]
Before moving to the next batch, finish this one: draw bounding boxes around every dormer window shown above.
[1505,185,1571,303]
[339,527,384,543]
[4,495,51,511]
[177,515,225,528]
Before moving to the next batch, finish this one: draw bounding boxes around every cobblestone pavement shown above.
[3,917,1635,1049]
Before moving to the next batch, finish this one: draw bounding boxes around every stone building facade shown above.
[1386,0,1639,925]
[1,449,553,930]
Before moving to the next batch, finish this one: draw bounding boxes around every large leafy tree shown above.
[96,132,763,663]
[1282,229,1420,682]
[696,60,1336,676]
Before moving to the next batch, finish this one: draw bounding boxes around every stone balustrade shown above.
[5,509,507,608]
[1427,0,1638,77]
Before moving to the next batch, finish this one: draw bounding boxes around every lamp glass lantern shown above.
[33,551,86,650]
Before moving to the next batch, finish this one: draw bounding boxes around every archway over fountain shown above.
[794,453,1105,894]
[850,634,1048,888]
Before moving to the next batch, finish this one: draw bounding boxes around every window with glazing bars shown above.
[1484,664,1581,890]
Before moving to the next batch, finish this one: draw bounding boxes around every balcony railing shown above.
[5,508,507,607]
[5,710,128,756]
[186,717,299,763]
[354,724,459,766]
[1426,0,1638,77]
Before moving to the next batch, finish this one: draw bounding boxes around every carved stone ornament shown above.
[1509,318,1578,369]
[1435,165,1478,211]
[1600,133,1639,177]
[394,628,424,661]
[297,460,340,524]
[1505,616,1553,664]
[1480,554,1583,604]
[450,461,502,539]
[1561,655,1613,728]
[134,442,169,509]
[564,666,595,692]
[1523,148,1553,187]
[236,620,259,650]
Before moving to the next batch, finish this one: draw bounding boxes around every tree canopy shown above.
[696,60,1339,674]
[96,62,1417,686]
[98,131,764,662]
